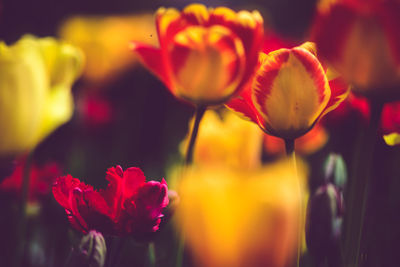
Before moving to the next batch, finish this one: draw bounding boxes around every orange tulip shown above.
[227,43,349,140]
[131,4,264,105]
[312,0,400,98]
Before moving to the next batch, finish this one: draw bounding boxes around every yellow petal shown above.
[0,35,83,156]
[176,160,308,267]
[170,25,245,104]
[383,133,400,146]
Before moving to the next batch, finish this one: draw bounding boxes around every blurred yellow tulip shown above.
[59,14,157,86]
[176,160,307,267]
[180,108,263,170]
[0,35,83,156]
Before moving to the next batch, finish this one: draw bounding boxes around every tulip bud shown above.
[323,153,347,189]
[78,230,107,267]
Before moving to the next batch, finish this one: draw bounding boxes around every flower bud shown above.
[78,230,106,267]
[323,153,347,188]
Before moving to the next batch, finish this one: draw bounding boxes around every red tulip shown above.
[131,3,264,105]
[52,165,169,237]
[312,0,400,97]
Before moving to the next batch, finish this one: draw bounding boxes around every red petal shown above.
[226,82,261,126]
[102,166,124,219]
[52,175,92,210]
[311,4,357,66]
[320,77,350,118]
[123,167,146,199]
[123,179,169,235]
[130,42,171,88]
[378,1,400,66]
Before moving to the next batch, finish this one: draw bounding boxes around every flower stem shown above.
[284,139,301,267]
[148,242,156,267]
[344,99,383,267]
[176,234,185,267]
[184,105,207,166]
[12,151,33,267]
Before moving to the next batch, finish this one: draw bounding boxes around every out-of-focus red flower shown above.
[0,157,61,203]
[227,42,349,140]
[77,93,113,127]
[312,0,400,98]
[322,92,400,145]
[52,166,169,237]
[131,3,264,106]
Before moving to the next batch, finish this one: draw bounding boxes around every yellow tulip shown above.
[59,14,157,86]
[0,35,83,155]
[176,160,308,267]
[180,108,263,170]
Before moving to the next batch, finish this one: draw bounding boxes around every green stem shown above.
[148,242,156,267]
[284,139,301,267]
[12,151,34,267]
[344,99,383,267]
[184,105,206,166]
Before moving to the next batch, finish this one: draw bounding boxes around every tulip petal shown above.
[53,175,93,210]
[182,4,209,25]
[168,25,245,104]
[226,84,261,125]
[130,42,171,88]
[383,133,400,146]
[123,167,146,199]
[320,77,350,118]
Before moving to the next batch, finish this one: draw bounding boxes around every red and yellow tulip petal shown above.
[320,77,350,118]
[155,7,183,46]
[209,7,264,89]
[130,42,171,88]
[253,48,330,139]
[168,25,245,104]
[226,83,261,125]
[182,4,210,25]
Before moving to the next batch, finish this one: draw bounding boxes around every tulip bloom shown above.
[59,14,157,86]
[0,35,83,156]
[52,166,169,237]
[227,43,349,140]
[180,109,263,170]
[176,160,307,267]
[131,3,264,105]
[312,0,400,97]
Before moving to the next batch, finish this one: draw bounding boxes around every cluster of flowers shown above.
[1,1,399,265]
